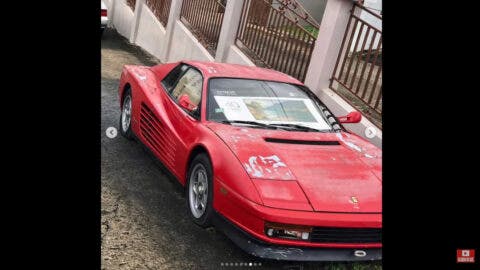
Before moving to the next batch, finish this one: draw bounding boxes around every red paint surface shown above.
[118,61,382,248]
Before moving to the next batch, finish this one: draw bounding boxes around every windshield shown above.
[207,78,340,132]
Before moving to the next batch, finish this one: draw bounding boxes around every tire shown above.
[119,88,133,140]
[186,153,214,228]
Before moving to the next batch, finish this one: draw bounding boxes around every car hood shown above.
[206,122,382,213]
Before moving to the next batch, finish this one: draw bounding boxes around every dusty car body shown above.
[117,61,382,261]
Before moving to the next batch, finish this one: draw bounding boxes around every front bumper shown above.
[213,211,382,261]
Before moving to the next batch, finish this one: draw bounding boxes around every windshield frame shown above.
[205,77,345,132]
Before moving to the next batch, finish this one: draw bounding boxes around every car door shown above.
[160,65,203,182]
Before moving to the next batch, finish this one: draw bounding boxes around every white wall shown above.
[111,0,134,38]
[225,45,255,66]
[135,3,167,60]
[103,0,112,11]
[167,20,214,62]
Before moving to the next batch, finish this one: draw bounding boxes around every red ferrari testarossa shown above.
[118,61,382,261]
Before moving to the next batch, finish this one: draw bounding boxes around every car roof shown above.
[183,60,303,85]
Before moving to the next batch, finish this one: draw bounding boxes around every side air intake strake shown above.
[140,102,176,168]
[264,138,341,145]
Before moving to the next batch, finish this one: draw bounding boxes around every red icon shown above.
[457,249,475,263]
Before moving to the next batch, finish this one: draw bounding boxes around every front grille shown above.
[310,227,381,243]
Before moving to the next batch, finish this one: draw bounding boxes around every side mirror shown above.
[178,94,197,112]
[337,111,362,124]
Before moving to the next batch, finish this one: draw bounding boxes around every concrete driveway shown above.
[101,28,381,270]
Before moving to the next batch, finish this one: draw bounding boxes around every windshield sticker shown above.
[213,96,331,130]
[244,99,316,122]
[225,101,241,112]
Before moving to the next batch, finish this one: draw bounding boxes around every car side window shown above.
[171,68,203,111]
[162,64,189,91]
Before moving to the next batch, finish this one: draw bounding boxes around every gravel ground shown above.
[101,28,381,270]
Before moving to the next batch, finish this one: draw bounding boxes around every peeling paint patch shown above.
[244,163,253,173]
[336,133,362,153]
[206,66,217,73]
[259,155,286,168]
[135,71,147,81]
[248,156,263,177]
[336,133,379,159]
[284,172,293,179]
[344,141,362,152]
[231,135,242,143]
[243,155,294,180]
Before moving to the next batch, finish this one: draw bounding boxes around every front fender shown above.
[192,125,263,206]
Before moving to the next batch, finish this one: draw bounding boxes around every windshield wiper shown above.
[221,120,330,132]
[268,123,329,132]
[221,120,278,129]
